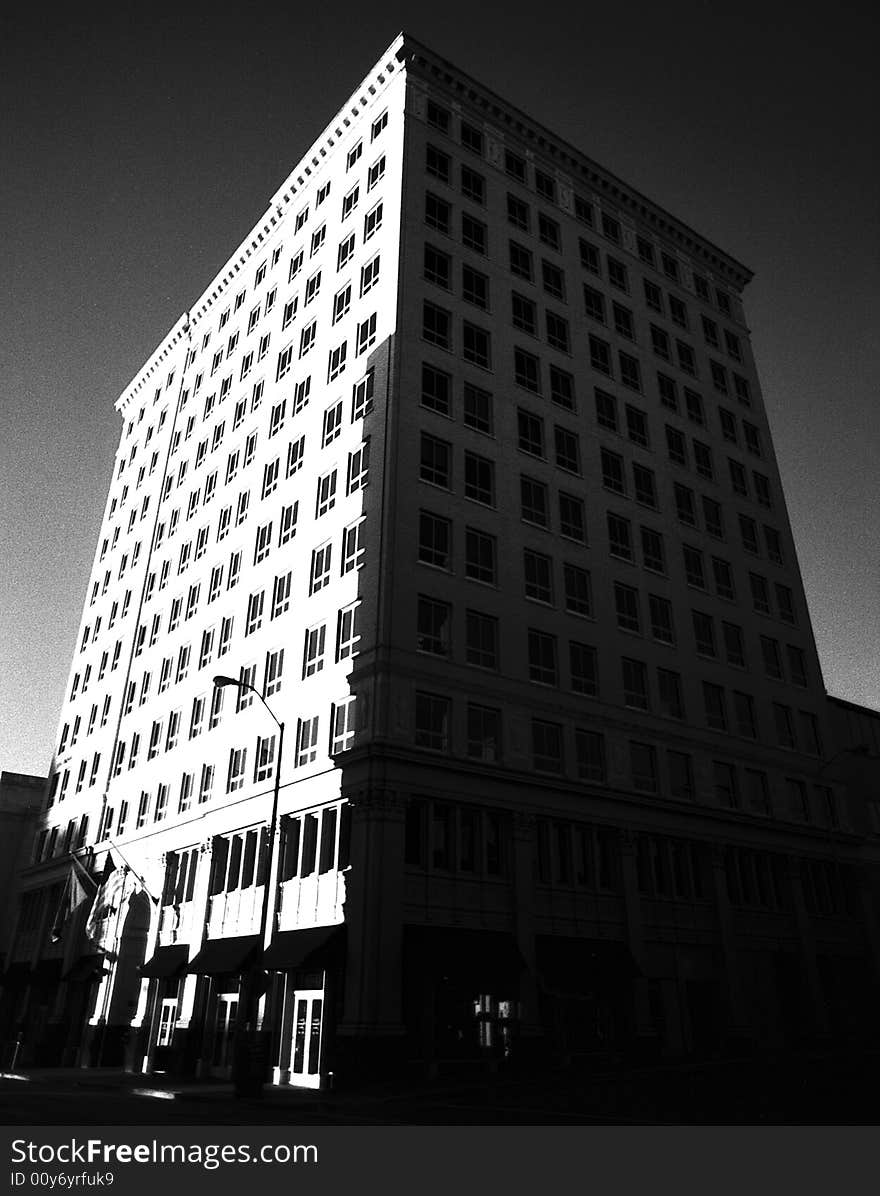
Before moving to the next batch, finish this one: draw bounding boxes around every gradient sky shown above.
[2,2,878,777]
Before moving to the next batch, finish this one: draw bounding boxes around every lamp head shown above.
[212,674,240,689]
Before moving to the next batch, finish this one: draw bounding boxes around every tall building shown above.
[4,33,879,1085]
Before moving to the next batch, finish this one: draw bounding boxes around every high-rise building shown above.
[4,34,879,1085]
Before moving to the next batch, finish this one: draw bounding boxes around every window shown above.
[302,624,327,678]
[462,263,489,309]
[279,501,298,545]
[538,213,560,251]
[309,544,332,595]
[352,370,374,420]
[367,154,386,190]
[465,452,495,505]
[263,647,284,699]
[614,582,641,633]
[296,717,319,766]
[622,657,649,709]
[600,448,626,494]
[415,692,450,752]
[595,388,617,431]
[514,346,540,392]
[542,260,565,300]
[524,549,553,604]
[692,610,716,656]
[607,512,633,561]
[336,602,360,660]
[330,698,357,754]
[467,704,501,762]
[424,243,451,289]
[613,302,635,340]
[554,426,580,474]
[465,526,496,585]
[683,544,705,589]
[658,668,684,720]
[517,408,544,457]
[462,321,491,368]
[425,191,450,234]
[723,622,746,668]
[323,400,343,446]
[570,640,598,695]
[427,100,451,134]
[371,110,387,140]
[245,589,265,636]
[669,295,688,328]
[714,761,739,809]
[787,644,807,687]
[315,469,338,517]
[733,691,757,739]
[694,441,714,480]
[559,492,585,542]
[360,255,380,296]
[465,610,498,669]
[631,742,658,793]
[423,300,451,349]
[589,334,612,375]
[641,526,665,573]
[460,119,483,156]
[461,212,487,254]
[464,383,493,433]
[310,224,326,256]
[749,572,771,615]
[356,313,377,355]
[460,164,485,204]
[632,463,657,509]
[546,310,570,352]
[532,719,563,773]
[418,510,451,570]
[674,483,697,526]
[703,682,727,731]
[528,628,558,685]
[337,232,355,270]
[420,433,451,488]
[650,596,675,645]
[668,751,694,800]
[520,475,548,526]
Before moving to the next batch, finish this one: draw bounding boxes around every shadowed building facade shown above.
[4,34,879,1084]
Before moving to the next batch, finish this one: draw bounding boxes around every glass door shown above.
[290,990,323,1089]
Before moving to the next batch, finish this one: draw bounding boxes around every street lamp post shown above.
[212,674,284,1098]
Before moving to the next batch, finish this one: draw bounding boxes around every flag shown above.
[85,865,129,947]
[49,857,97,944]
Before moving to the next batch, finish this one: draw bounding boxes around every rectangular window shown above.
[532,719,563,773]
[528,628,558,686]
[570,641,598,696]
[465,609,498,670]
[465,526,496,584]
[415,691,450,752]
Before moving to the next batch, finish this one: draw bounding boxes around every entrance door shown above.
[289,991,323,1089]
[211,992,239,1075]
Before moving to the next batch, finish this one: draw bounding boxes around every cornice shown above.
[398,33,753,290]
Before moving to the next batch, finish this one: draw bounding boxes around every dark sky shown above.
[1,2,878,775]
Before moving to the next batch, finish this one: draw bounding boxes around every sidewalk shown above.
[3,1047,878,1123]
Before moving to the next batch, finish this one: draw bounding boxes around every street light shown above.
[212,674,285,1098]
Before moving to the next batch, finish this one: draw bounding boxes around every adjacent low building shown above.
[4,33,879,1085]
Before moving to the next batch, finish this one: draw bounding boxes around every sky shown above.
[1,2,878,777]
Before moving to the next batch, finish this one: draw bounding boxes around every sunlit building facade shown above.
[4,34,879,1085]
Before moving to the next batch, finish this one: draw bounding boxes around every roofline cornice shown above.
[398,32,753,289]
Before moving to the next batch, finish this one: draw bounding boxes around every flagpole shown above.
[96,867,129,1067]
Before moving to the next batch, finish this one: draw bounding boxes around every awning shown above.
[140,945,190,979]
[29,959,63,984]
[2,961,33,983]
[536,935,640,998]
[263,926,345,972]
[63,954,107,982]
[404,925,524,991]
[187,935,259,976]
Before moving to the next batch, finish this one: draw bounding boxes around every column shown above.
[710,845,748,1041]
[510,812,543,1053]
[336,788,407,1079]
[620,830,655,1048]
[788,857,829,1037]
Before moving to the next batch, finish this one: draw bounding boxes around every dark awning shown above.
[63,954,107,981]
[404,925,524,991]
[2,961,33,983]
[30,958,63,983]
[263,926,345,972]
[536,935,640,998]
[140,945,189,979]
[187,935,259,976]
